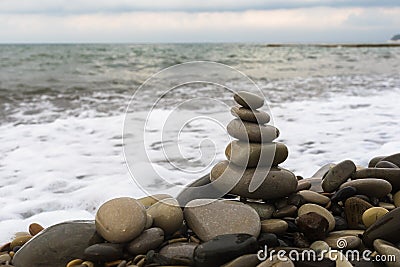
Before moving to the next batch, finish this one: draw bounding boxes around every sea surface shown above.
[1,44,400,242]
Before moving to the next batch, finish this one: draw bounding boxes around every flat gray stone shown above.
[231,106,270,124]
[234,91,264,109]
[184,199,261,242]
[227,119,279,143]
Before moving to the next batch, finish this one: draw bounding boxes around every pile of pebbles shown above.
[2,92,400,267]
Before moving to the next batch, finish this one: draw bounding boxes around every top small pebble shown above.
[234,91,264,110]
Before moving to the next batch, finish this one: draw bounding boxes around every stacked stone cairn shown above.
[2,93,400,267]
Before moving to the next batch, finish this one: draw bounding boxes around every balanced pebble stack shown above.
[210,91,298,200]
[2,92,400,267]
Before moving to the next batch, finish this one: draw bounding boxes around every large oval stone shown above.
[340,178,392,198]
[194,233,258,267]
[363,207,400,247]
[210,160,297,199]
[227,119,279,143]
[184,199,260,242]
[352,168,400,191]
[321,160,356,193]
[95,197,147,243]
[225,141,288,167]
[147,198,184,236]
[231,106,270,124]
[234,91,264,109]
[12,221,103,267]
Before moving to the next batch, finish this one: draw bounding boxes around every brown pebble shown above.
[10,235,31,249]
[29,223,44,236]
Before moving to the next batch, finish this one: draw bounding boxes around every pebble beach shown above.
[2,91,400,267]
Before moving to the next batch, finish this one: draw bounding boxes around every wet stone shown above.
[331,186,357,202]
[257,233,279,248]
[194,233,258,267]
[340,178,392,198]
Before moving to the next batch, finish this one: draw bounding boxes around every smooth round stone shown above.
[194,233,258,267]
[84,243,123,262]
[381,153,400,167]
[296,180,312,192]
[126,227,164,255]
[394,191,400,207]
[246,202,275,219]
[137,194,172,208]
[296,212,329,241]
[344,197,373,229]
[225,141,288,167]
[221,254,260,267]
[227,119,279,143]
[159,242,197,266]
[12,221,103,267]
[261,219,288,234]
[368,156,385,167]
[310,240,330,255]
[297,203,335,231]
[147,198,184,236]
[324,235,361,249]
[273,205,297,218]
[231,106,270,124]
[322,160,356,193]
[234,91,264,109]
[95,197,146,243]
[184,199,261,242]
[373,239,400,267]
[363,207,400,247]
[353,168,400,191]
[331,186,357,202]
[375,161,398,168]
[298,190,330,205]
[340,178,392,198]
[256,255,295,267]
[210,161,297,200]
[362,207,389,228]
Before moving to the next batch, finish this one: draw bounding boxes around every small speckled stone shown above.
[298,203,335,231]
[234,91,264,109]
[231,106,270,124]
[95,197,147,243]
[185,199,261,241]
[362,207,389,228]
[340,178,392,198]
[322,160,356,193]
[261,219,288,234]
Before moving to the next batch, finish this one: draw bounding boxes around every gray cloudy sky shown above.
[0,0,399,43]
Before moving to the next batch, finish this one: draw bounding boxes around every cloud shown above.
[1,7,399,43]
[0,0,400,14]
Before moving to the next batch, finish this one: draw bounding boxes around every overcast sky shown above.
[0,0,399,43]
